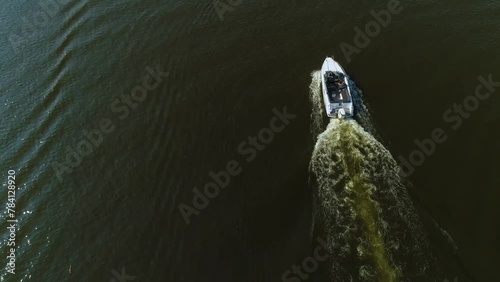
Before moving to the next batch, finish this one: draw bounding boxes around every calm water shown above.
[0,0,499,281]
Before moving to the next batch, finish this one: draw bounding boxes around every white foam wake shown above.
[308,71,446,281]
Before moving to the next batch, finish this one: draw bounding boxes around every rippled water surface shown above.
[0,0,499,281]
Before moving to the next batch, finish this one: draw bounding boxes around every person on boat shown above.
[335,73,345,85]
[333,72,346,91]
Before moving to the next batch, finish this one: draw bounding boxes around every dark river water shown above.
[0,0,499,281]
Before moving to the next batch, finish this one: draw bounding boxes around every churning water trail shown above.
[308,71,325,138]
[308,72,446,281]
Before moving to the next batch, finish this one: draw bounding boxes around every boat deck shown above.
[328,87,351,103]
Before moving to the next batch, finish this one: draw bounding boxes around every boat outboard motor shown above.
[337,109,346,119]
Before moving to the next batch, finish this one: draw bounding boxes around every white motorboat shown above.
[321,57,354,118]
